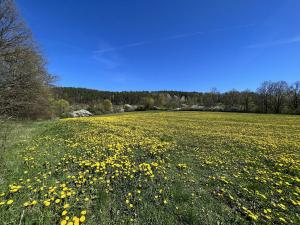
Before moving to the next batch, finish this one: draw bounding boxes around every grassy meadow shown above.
[0,112,300,224]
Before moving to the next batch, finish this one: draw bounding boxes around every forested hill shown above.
[53,81,300,115]
[52,87,200,105]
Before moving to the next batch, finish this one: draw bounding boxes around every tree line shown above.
[53,81,300,115]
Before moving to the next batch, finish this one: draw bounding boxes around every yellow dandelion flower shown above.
[279,217,286,223]
[60,220,67,225]
[265,215,271,220]
[31,200,37,205]
[6,199,14,205]
[23,202,30,207]
[43,201,51,207]
[249,213,258,221]
[79,215,86,223]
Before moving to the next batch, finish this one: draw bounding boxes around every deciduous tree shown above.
[0,0,54,119]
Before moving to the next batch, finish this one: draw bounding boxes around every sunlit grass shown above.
[0,112,299,224]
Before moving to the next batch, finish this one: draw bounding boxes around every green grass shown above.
[0,120,51,183]
[0,112,300,224]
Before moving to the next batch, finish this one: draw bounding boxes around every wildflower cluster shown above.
[0,115,174,224]
[1,112,299,224]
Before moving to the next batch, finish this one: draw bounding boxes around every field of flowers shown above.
[0,111,300,224]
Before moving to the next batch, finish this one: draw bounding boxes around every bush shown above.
[142,97,154,109]
[103,99,113,112]
[88,103,104,115]
[52,99,70,117]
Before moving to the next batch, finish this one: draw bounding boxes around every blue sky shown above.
[16,0,300,92]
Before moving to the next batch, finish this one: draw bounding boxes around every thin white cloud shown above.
[95,41,148,54]
[246,35,300,48]
[162,31,204,40]
[93,50,121,69]
[94,24,255,53]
